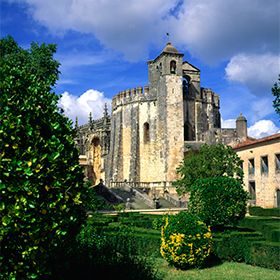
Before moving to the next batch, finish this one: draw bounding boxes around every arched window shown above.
[170,60,176,74]
[143,122,150,143]
[92,137,100,147]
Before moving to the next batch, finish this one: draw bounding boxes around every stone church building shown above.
[76,42,247,189]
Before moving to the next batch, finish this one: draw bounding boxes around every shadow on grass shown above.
[48,247,161,280]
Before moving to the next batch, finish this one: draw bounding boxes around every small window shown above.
[275,154,280,172]
[170,60,176,74]
[248,158,255,175]
[249,181,256,200]
[143,122,150,143]
[240,161,243,171]
[261,155,268,175]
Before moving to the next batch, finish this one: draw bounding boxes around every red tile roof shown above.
[233,133,280,150]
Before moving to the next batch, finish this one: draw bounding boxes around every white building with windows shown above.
[233,133,280,208]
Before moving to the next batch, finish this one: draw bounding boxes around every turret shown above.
[236,113,247,140]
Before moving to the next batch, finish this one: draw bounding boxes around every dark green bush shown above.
[239,217,280,242]
[213,231,264,262]
[0,36,87,279]
[189,177,249,227]
[249,206,280,217]
[65,222,161,280]
[174,144,244,194]
[246,241,280,270]
[79,218,161,257]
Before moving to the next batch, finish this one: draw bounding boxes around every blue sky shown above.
[1,0,279,138]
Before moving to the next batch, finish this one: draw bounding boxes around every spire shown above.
[75,116,79,130]
[103,102,109,118]
[88,112,93,129]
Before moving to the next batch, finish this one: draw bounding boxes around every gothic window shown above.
[170,60,176,74]
[92,137,100,147]
[143,122,150,143]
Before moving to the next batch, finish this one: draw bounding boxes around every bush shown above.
[249,206,280,217]
[160,211,212,269]
[246,241,280,270]
[238,217,280,242]
[188,177,249,227]
[62,222,161,280]
[173,144,244,194]
[0,36,87,279]
[213,231,264,262]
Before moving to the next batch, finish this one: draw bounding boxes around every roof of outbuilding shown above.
[233,133,280,150]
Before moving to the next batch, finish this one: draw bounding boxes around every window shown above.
[240,161,243,171]
[92,137,100,147]
[143,122,150,143]
[248,158,255,175]
[275,154,280,172]
[170,60,176,74]
[261,155,268,175]
[248,181,256,200]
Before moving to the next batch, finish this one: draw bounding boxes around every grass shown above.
[154,258,280,280]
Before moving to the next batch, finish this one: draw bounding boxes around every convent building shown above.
[76,42,248,192]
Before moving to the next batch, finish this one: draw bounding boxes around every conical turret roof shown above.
[236,113,247,121]
[162,42,179,54]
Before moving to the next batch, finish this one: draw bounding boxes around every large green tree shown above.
[272,75,280,118]
[188,177,248,227]
[173,144,244,195]
[0,36,87,279]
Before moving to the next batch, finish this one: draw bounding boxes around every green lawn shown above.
[154,258,280,280]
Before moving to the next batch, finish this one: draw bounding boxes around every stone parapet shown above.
[112,86,154,110]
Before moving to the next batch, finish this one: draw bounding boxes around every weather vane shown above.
[166,32,170,42]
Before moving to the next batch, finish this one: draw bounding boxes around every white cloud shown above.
[17,0,177,60]
[248,120,280,139]
[9,0,279,64]
[172,0,279,63]
[225,53,280,96]
[58,89,111,125]
[221,118,236,129]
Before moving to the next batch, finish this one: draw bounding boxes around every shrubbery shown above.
[174,144,244,194]
[160,211,212,269]
[188,177,249,227]
[249,206,280,217]
[0,36,87,279]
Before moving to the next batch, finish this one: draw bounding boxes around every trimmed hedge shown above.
[249,206,280,217]
[246,241,280,270]
[85,213,280,271]
[213,231,264,262]
[239,217,280,242]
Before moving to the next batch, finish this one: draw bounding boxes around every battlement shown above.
[201,88,220,107]
[112,85,153,109]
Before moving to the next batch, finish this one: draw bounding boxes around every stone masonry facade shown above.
[76,42,247,190]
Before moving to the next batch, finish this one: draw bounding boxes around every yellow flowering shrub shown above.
[160,211,212,269]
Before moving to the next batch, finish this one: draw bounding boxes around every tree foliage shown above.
[0,36,87,279]
[272,75,280,118]
[188,177,249,227]
[173,144,244,195]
